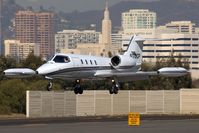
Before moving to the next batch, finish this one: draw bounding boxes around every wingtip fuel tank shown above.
[157,67,188,77]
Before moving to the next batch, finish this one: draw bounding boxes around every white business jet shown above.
[4,35,188,94]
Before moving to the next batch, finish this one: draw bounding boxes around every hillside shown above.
[2,0,23,39]
[60,0,199,31]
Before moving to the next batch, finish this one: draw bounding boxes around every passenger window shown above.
[94,60,97,65]
[81,59,83,64]
[85,60,88,64]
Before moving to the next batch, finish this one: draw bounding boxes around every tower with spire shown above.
[61,1,121,57]
[101,1,112,45]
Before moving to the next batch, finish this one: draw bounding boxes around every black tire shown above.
[113,86,119,94]
[109,87,114,94]
[63,85,68,91]
[47,82,53,91]
[74,87,79,94]
[79,87,83,94]
[74,84,84,95]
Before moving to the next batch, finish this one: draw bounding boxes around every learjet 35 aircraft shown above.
[4,35,188,94]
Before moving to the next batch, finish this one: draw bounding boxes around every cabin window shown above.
[85,60,88,64]
[94,60,97,65]
[53,55,70,63]
[90,60,93,65]
[81,59,84,64]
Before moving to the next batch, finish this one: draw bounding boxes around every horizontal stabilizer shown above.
[3,68,36,77]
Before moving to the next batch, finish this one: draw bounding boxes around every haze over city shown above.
[16,0,159,12]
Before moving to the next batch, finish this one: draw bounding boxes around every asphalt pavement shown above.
[0,116,199,133]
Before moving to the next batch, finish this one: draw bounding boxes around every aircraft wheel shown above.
[47,82,53,91]
[74,87,79,94]
[74,84,83,95]
[78,87,83,94]
[109,87,114,94]
[113,86,119,94]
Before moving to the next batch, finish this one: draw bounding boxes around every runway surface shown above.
[0,116,199,133]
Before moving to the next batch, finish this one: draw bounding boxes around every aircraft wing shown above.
[95,67,188,81]
[95,71,156,81]
[95,70,157,78]
[3,68,36,77]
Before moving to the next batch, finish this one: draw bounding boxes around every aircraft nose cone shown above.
[36,67,44,75]
[36,64,52,75]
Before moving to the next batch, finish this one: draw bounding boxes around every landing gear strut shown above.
[74,80,83,94]
[47,81,53,91]
[109,79,119,94]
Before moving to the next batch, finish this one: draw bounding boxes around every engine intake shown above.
[111,56,121,66]
[111,55,136,69]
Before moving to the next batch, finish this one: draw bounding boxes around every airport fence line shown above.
[26,89,199,118]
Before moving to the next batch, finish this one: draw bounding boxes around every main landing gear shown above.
[46,79,84,94]
[74,80,83,94]
[109,79,119,94]
[46,79,119,95]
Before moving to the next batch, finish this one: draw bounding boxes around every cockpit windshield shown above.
[53,55,70,63]
[47,55,55,61]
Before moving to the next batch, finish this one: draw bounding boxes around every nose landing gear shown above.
[47,81,53,91]
[74,80,83,94]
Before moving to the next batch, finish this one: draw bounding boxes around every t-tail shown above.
[123,35,144,65]
[110,35,145,69]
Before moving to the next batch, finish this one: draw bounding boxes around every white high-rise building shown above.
[55,30,100,53]
[165,21,195,34]
[142,21,199,79]
[111,34,122,46]
[122,9,156,37]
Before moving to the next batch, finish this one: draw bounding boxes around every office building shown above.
[111,33,122,46]
[55,30,100,53]
[15,11,55,58]
[122,9,156,37]
[4,40,40,61]
[142,21,199,78]
[165,21,195,34]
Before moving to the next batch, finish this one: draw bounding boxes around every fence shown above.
[26,89,199,118]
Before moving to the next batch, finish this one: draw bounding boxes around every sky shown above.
[16,0,159,12]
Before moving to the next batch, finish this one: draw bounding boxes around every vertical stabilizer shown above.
[124,35,144,64]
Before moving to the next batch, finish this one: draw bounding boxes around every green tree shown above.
[152,53,192,90]
[0,79,28,114]
[108,51,112,58]
[133,52,192,90]
[22,53,44,70]
[0,56,16,80]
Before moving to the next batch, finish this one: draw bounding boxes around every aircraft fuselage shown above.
[36,53,136,80]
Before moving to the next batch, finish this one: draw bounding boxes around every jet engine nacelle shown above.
[111,55,136,69]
